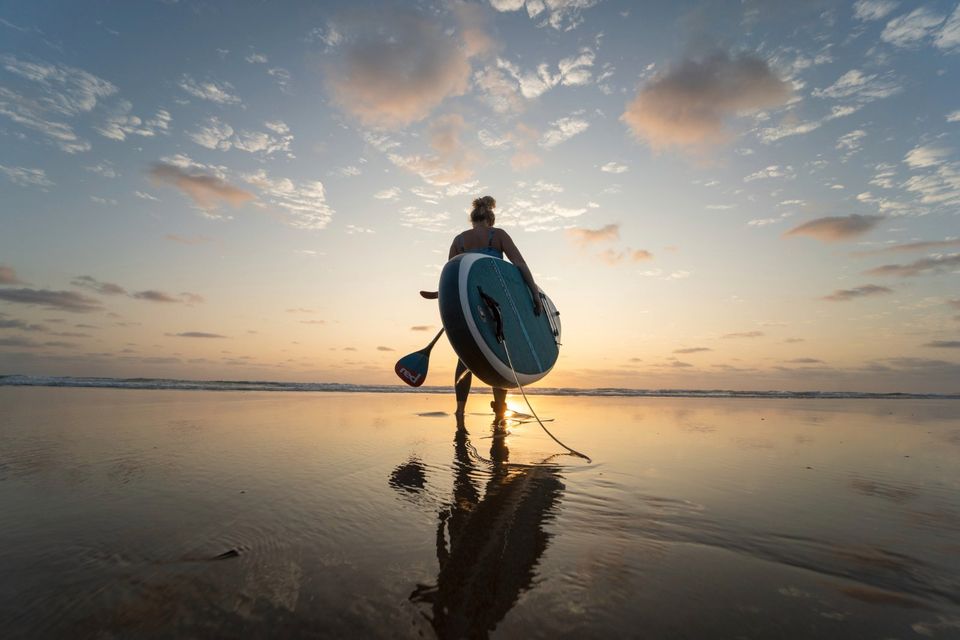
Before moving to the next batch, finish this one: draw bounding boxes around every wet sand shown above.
[1,387,959,638]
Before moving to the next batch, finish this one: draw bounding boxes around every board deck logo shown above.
[396,365,423,386]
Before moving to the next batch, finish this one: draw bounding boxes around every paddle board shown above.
[438,254,560,388]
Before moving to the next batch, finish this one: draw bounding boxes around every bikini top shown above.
[458,228,503,259]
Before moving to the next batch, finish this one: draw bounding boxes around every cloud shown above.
[904,145,951,169]
[853,0,899,21]
[674,347,711,354]
[762,70,901,143]
[170,332,227,338]
[722,331,764,339]
[864,253,960,277]
[509,122,541,170]
[71,275,127,295]
[622,52,790,151]
[0,265,24,284]
[852,239,960,255]
[187,116,293,156]
[937,4,960,50]
[881,7,945,48]
[95,101,170,141]
[243,169,333,230]
[600,161,628,174]
[0,55,121,152]
[822,284,893,301]
[540,114,589,148]
[324,9,479,128]
[373,187,401,200]
[786,358,824,364]
[178,74,241,104]
[149,162,255,211]
[784,214,884,242]
[488,0,600,31]
[387,113,478,185]
[924,340,960,348]
[0,164,52,187]
[376,346,395,351]
[487,47,595,104]
[566,223,619,247]
[0,288,101,312]
[597,248,654,265]
[132,290,181,303]
[245,52,268,64]
[743,164,794,182]
[411,325,434,331]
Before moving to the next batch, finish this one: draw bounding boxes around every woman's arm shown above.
[448,234,461,260]
[499,230,543,315]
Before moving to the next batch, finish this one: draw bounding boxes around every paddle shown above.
[395,328,445,387]
[419,290,438,299]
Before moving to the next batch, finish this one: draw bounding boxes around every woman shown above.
[448,196,542,426]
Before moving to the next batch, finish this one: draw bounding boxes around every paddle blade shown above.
[395,351,430,387]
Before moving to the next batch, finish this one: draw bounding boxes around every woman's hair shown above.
[470,195,496,224]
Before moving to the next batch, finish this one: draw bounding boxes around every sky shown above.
[0,0,958,393]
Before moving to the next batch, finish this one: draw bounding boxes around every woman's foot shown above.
[490,400,507,423]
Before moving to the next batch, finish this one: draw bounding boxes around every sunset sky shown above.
[1,0,958,392]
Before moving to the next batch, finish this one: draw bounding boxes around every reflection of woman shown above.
[448,196,543,425]
[410,425,563,638]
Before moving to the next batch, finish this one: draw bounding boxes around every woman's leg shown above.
[454,360,472,418]
[492,387,507,422]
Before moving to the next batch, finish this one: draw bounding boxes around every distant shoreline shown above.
[1,375,957,400]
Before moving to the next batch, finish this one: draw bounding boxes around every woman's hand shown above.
[533,294,544,316]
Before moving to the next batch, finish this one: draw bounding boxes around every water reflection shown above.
[409,425,564,639]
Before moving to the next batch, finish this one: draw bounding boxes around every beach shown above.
[1,386,959,638]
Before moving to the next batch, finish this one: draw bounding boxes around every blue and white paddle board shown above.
[438,254,561,388]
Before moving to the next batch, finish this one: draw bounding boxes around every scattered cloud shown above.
[388,113,478,185]
[150,162,255,211]
[324,8,482,128]
[924,340,960,348]
[178,74,241,104]
[674,347,711,354]
[410,325,434,331]
[904,145,951,169]
[722,331,764,339]
[784,214,884,242]
[486,47,595,106]
[822,284,893,301]
[744,164,794,182]
[622,51,790,151]
[597,248,654,265]
[852,239,960,255]
[0,54,121,153]
[540,114,589,148]
[71,275,126,296]
[373,187,401,200]
[864,253,960,277]
[0,164,53,187]
[853,0,899,21]
[0,288,101,312]
[376,346,395,351]
[243,169,334,230]
[938,4,960,50]
[488,0,600,31]
[881,7,946,48]
[566,223,619,247]
[169,332,226,338]
[187,116,293,156]
[600,161,628,174]
[96,101,170,141]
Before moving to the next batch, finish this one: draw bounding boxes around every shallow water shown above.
[1,388,959,639]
